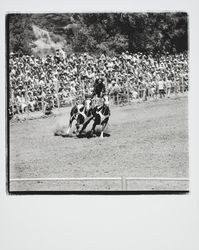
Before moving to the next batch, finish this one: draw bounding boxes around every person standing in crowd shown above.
[138,76,145,102]
[174,75,180,96]
[166,76,172,98]
[9,50,188,116]
[110,79,121,105]
[157,75,165,98]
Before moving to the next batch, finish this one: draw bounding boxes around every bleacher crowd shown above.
[9,49,188,115]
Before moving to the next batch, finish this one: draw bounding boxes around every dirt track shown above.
[9,95,189,191]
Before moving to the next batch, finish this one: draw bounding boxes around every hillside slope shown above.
[8,13,188,56]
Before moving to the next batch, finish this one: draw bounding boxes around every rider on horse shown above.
[91,75,106,99]
[66,74,109,137]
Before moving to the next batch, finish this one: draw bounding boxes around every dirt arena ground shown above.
[9,95,189,191]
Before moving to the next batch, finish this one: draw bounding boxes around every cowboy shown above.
[91,76,106,98]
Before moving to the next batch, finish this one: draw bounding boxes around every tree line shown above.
[7,12,188,56]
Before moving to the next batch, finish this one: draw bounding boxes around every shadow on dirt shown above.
[77,131,110,139]
[54,131,110,139]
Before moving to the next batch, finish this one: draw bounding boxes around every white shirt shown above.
[158,81,164,90]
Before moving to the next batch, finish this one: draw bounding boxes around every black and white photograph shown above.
[7,12,189,192]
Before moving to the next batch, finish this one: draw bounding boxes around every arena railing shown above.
[9,84,189,119]
[9,176,189,191]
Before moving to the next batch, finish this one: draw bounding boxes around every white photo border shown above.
[1,0,199,250]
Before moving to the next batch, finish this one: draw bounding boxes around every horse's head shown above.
[102,94,109,106]
[84,98,92,111]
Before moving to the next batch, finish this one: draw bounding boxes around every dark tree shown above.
[8,12,188,56]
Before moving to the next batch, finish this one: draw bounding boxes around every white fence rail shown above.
[10,177,189,192]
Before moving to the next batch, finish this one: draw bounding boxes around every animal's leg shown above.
[66,124,71,135]
[75,116,82,135]
[90,120,97,137]
[66,116,75,134]
[79,117,93,135]
[100,121,108,139]
[75,122,80,134]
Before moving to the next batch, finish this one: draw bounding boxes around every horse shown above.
[89,94,110,139]
[66,97,93,135]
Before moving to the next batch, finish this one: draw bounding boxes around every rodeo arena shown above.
[9,49,189,192]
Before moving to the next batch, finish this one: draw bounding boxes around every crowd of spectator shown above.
[9,49,188,116]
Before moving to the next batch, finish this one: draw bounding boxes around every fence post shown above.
[127,89,130,104]
[57,92,60,110]
[138,89,141,102]
[25,89,29,117]
[11,89,14,118]
[41,83,45,113]
[55,81,60,110]
[182,76,184,94]
[122,177,127,191]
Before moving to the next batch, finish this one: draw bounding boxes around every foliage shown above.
[8,14,36,55]
[7,12,188,56]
